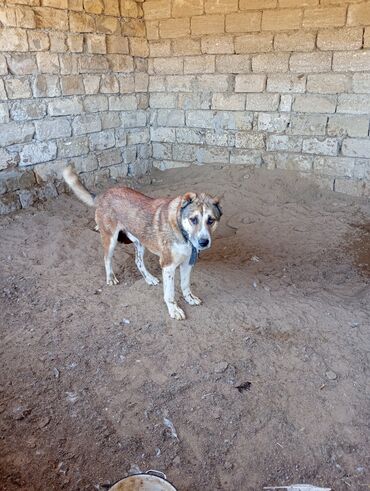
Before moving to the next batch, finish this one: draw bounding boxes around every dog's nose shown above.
[199,238,209,248]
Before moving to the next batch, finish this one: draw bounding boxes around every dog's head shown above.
[179,192,222,251]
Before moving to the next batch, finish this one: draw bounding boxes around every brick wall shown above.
[1,0,370,213]
[145,0,370,197]
[0,0,149,213]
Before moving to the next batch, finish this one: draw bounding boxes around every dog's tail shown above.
[62,165,96,207]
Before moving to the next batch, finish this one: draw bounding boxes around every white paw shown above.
[144,275,160,286]
[184,292,202,306]
[168,303,186,320]
[107,274,119,286]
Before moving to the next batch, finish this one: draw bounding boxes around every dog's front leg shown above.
[180,261,202,306]
[162,265,186,320]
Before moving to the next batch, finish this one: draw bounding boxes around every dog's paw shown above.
[107,274,119,286]
[168,304,186,321]
[184,292,202,306]
[144,274,160,286]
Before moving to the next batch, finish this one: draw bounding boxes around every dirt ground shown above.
[0,165,369,491]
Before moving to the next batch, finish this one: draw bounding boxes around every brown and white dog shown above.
[63,166,222,320]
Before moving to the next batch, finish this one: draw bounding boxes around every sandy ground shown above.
[0,165,369,491]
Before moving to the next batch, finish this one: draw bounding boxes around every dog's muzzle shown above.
[198,238,210,249]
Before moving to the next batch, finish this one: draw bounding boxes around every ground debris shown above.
[214,361,228,373]
[235,381,252,393]
[264,485,331,491]
[163,417,179,440]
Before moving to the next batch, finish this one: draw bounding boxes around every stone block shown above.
[230,149,262,166]
[307,73,351,94]
[235,74,265,92]
[89,129,115,151]
[245,93,280,111]
[107,35,129,54]
[27,31,50,51]
[127,128,150,145]
[303,7,346,28]
[333,51,370,72]
[48,97,83,116]
[280,94,293,112]
[97,148,122,168]
[121,110,147,128]
[153,57,183,75]
[191,15,225,36]
[35,118,71,140]
[173,0,203,17]
[302,137,338,156]
[160,17,190,38]
[288,114,327,136]
[34,7,68,30]
[0,193,21,214]
[156,109,184,127]
[148,75,166,92]
[290,52,332,73]
[178,92,211,109]
[201,35,233,55]
[195,146,229,164]
[143,0,171,20]
[58,136,89,158]
[84,0,104,14]
[129,38,149,57]
[353,73,370,94]
[176,127,205,144]
[211,93,245,110]
[184,55,215,74]
[82,75,100,95]
[258,113,290,133]
[235,33,273,53]
[49,32,67,53]
[152,142,172,160]
[101,111,121,129]
[313,156,355,178]
[328,114,369,138]
[196,74,230,92]
[149,40,171,58]
[0,103,9,123]
[226,12,261,33]
[70,12,95,32]
[135,72,149,92]
[173,38,201,56]
[5,78,31,99]
[96,15,119,34]
[216,54,250,73]
[342,138,370,158]
[252,53,289,73]
[122,18,146,37]
[36,52,59,74]
[59,54,79,75]
[337,94,370,115]
[146,20,159,40]
[6,54,37,75]
[79,54,109,73]
[274,31,315,52]
[293,94,336,113]
[107,54,133,73]
[266,134,302,152]
[20,141,57,166]
[317,28,363,51]
[32,74,60,97]
[100,74,119,93]
[205,130,235,147]
[120,0,141,18]
[10,100,46,121]
[240,0,276,7]
[86,34,106,54]
[262,9,302,31]
[118,74,135,92]
[83,94,108,112]
[72,114,101,136]
[266,74,306,93]
[108,94,137,110]
[150,127,176,142]
[264,152,313,172]
[60,75,84,95]
[0,28,28,52]
[235,132,265,149]
[206,0,238,13]
[150,92,177,108]
[347,2,370,26]
[0,54,7,76]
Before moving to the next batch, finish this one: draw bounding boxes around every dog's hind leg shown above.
[101,229,119,286]
[126,232,159,286]
[180,261,202,305]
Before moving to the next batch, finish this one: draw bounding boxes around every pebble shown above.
[215,361,228,373]
[38,416,51,428]
[224,461,233,470]
[326,370,337,380]
[173,456,181,466]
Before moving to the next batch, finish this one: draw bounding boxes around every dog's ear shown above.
[181,192,197,209]
[212,196,223,218]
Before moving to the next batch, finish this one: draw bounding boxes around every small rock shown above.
[173,456,181,466]
[120,318,130,325]
[215,361,228,374]
[13,406,31,420]
[53,367,60,379]
[326,370,337,380]
[212,408,222,419]
[224,461,233,470]
[38,416,51,428]
[350,321,359,328]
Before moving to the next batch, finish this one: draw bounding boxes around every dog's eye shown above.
[190,217,198,225]
[207,217,215,225]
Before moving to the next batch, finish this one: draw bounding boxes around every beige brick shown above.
[83,75,101,94]
[143,0,171,20]
[107,54,133,72]
[280,94,292,112]
[79,54,108,72]
[61,75,84,95]
[279,0,317,5]
[150,40,171,57]
[365,27,370,48]
[173,0,203,17]
[96,16,119,34]
[262,9,302,31]
[100,73,119,93]
[313,156,355,178]
[205,0,237,13]
[129,38,149,57]
[84,0,104,14]
[258,113,290,133]
[267,74,306,93]
[27,31,49,51]
[226,12,261,33]
[288,113,327,135]
[328,115,369,138]
[265,153,313,172]
[317,28,363,51]
[36,52,59,73]
[216,54,250,73]
[122,18,146,37]
[150,92,177,108]
[235,74,266,92]
[70,12,95,32]
[149,75,165,92]
[0,6,17,27]
[153,57,183,74]
[32,74,60,97]
[7,0,40,4]
[337,94,370,115]
[59,53,79,74]
[333,51,370,72]
[5,78,32,99]
[166,75,194,91]
[289,52,332,73]
[160,17,190,38]
[303,7,346,28]
[42,0,68,8]
[184,55,214,74]
[266,134,302,152]
[34,7,68,30]
[104,0,120,16]
[173,38,201,55]
[342,138,370,158]
[135,72,148,92]
[235,132,264,149]
[67,34,84,53]
[49,32,66,52]
[353,73,370,94]
[252,53,289,73]
[212,93,245,110]
[348,3,370,26]
[191,15,224,36]
[107,35,129,54]
[245,93,279,111]
[196,74,230,91]
[146,20,159,40]
[201,35,233,54]
[69,0,83,11]
[15,6,36,29]
[7,54,37,75]
[0,28,28,52]
[120,0,141,17]
[118,73,135,92]
[302,137,338,156]
[85,34,106,54]
[235,33,273,53]
[274,31,315,52]
[293,94,336,113]
[240,0,276,8]
[307,74,351,94]
[0,55,7,76]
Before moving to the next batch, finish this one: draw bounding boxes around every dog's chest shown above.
[172,241,192,263]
